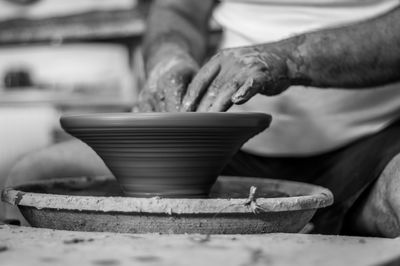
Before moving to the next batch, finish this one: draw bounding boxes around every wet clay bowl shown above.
[1,176,333,234]
[60,112,271,197]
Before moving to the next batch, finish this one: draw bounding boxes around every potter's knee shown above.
[6,150,46,187]
[6,139,111,187]
[372,154,400,237]
[352,153,400,238]
[380,154,400,204]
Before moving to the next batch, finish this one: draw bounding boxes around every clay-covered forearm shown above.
[279,6,400,88]
[143,0,215,73]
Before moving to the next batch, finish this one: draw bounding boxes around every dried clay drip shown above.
[211,186,262,220]
[191,186,263,240]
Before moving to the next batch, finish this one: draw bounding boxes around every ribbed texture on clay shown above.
[61,113,271,197]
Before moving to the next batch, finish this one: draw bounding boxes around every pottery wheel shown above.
[1,176,333,234]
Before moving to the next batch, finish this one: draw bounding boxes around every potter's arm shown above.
[136,0,216,112]
[181,6,400,111]
[143,0,215,73]
[285,6,400,88]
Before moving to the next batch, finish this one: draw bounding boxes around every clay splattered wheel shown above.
[2,176,333,234]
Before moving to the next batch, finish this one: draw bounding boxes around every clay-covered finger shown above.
[161,67,196,112]
[196,76,225,112]
[231,75,265,104]
[135,91,154,112]
[155,90,167,112]
[180,60,220,112]
[208,80,243,112]
[136,91,162,112]
[134,101,153,113]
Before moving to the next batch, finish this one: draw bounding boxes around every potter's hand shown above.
[181,45,291,112]
[135,51,199,112]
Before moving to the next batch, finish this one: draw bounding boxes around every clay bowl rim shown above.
[60,112,272,129]
[2,176,333,214]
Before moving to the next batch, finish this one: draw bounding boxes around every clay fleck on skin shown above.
[136,51,199,112]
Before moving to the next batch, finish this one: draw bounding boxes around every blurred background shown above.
[0,0,145,221]
[0,0,143,220]
[0,0,222,220]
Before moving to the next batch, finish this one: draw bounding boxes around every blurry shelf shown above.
[0,1,222,46]
[0,5,149,45]
[0,89,134,109]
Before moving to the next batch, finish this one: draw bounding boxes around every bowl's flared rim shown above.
[2,176,333,214]
[60,112,272,129]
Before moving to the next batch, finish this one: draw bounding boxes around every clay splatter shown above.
[3,219,21,226]
[242,248,272,266]
[125,235,143,240]
[63,238,94,244]
[14,192,25,205]
[40,257,58,263]
[92,259,120,266]
[189,234,211,243]
[134,255,160,262]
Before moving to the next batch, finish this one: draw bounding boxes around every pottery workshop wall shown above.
[0,0,221,221]
[0,0,141,221]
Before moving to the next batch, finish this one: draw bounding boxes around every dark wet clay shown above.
[60,112,271,197]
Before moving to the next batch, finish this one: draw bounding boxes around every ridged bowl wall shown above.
[60,112,271,197]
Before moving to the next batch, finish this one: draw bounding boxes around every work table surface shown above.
[1,225,400,266]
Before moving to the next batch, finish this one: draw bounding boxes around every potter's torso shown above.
[213,0,400,156]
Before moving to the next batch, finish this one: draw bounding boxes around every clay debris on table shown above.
[1,225,400,266]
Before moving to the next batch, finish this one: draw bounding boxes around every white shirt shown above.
[213,0,400,156]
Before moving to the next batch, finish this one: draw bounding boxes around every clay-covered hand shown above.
[181,45,292,112]
[135,51,199,112]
